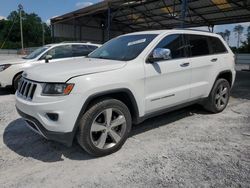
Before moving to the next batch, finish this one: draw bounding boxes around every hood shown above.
[0,56,27,65]
[24,58,126,82]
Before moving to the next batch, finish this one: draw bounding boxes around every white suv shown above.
[15,30,236,156]
[0,42,100,89]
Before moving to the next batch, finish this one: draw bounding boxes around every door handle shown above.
[211,58,218,62]
[180,62,190,67]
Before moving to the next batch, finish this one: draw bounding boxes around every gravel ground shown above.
[0,71,249,188]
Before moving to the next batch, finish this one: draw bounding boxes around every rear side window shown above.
[154,34,186,59]
[72,45,94,57]
[88,45,98,51]
[208,37,227,54]
[186,34,210,57]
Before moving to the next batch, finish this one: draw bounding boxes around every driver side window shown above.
[41,45,72,60]
[155,34,186,60]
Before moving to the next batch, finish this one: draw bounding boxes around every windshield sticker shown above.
[127,38,146,46]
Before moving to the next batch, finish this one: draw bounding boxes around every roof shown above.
[121,29,222,38]
[45,42,101,47]
[51,0,250,30]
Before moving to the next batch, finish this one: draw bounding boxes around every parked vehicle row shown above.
[12,29,235,156]
[0,42,100,89]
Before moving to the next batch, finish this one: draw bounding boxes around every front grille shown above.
[17,78,37,100]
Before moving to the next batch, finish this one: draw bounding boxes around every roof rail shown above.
[173,28,213,33]
[60,41,92,43]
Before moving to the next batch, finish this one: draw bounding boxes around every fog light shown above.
[46,113,59,121]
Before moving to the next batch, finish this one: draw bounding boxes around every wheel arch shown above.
[70,88,140,144]
[12,71,23,86]
[215,70,233,87]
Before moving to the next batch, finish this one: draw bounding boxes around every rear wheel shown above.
[77,99,132,157]
[204,78,230,113]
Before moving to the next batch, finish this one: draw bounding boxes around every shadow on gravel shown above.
[0,88,15,95]
[231,71,250,100]
[131,104,205,136]
[3,105,206,162]
[3,118,94,162]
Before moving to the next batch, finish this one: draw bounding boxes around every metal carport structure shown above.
[51,0,250,43]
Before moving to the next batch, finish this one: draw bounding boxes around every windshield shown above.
[88,34,157,61]
[23,46,50,59]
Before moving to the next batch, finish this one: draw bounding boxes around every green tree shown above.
[234,24,244,48]
[238,25,250,53]
[224,29,230,44]
[0,10,51,49]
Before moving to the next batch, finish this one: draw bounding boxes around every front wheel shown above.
[77,99,132,157]
[203,78,230,113]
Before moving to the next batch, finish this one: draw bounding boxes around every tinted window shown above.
[23,46,49,59]
[154,34,186,59]
[89,34,157,61]
[209,37,227,54]
[72,45,92,57]
[88,45,98,51]
[45,45,73,59]
[186,34,210,57]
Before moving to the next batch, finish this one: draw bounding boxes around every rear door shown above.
[186,34,228,100]
[144,34,191,114]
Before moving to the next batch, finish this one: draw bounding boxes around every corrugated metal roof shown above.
[51,0,250,30]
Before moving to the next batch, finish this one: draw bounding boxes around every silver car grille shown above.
[17,78,37,100]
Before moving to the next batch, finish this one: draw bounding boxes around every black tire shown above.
[203,78,230,113]
[13,73,22,91]
[77,99,132,157]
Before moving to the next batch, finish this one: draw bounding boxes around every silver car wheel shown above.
[215,84,229,110]
[90,108,127,150]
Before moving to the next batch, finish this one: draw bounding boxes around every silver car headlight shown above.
[0,64,11,72]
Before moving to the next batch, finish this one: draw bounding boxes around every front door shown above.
[144,34,191,114]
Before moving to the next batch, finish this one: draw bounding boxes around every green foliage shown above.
[237,25,250,53]
[0,10,52,49]
[234,24,244,49]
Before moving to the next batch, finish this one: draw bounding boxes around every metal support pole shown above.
[79,26,82,41]
[42,23,45,46]
[74,18,77,41]
[51,24,55,43]
[107,6,111,40]
[18,4,24,52]
[181,0,188,28]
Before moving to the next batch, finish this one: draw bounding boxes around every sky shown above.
[0,0,249,47]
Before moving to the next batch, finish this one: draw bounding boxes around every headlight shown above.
[0,64,11,72]
[42,83,74,95]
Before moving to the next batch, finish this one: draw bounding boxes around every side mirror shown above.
[45,55,52,63]
[148,48,172,63]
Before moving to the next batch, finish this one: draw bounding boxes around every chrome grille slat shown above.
[25,83,31,97]
[18,79,24,91]
[27,84,34,98]
[20,81,26,94]
[17,79,37,100]
[23,82,29,97]
[21,82,27,95]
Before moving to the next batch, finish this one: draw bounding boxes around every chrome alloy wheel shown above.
[90,108,127,149]
[215,84,229,110]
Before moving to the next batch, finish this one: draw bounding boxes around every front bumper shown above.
[15,79,85,146]
[16,107,74,146]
